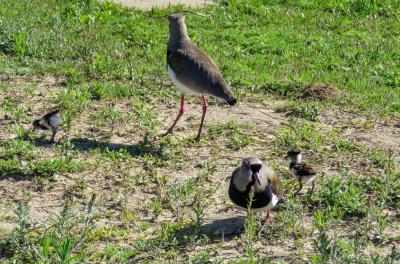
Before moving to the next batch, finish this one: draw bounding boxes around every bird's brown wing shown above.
[43,108,60,120]
[167,46,235,102]
[295,163,316,176]
[267,171,283,199]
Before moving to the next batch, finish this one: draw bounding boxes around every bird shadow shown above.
[69,136,163,158]
[172,216,246,246]
[31,137,55,147]
[1,135,162,182]
[198,216,246,241]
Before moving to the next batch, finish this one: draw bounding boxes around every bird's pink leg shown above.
[258,209,272,236]
[162,95,184,136]
[195,95,207,141]
[265,209,272,221]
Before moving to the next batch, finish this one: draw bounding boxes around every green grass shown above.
[0,0,399,115]
[0,0,399,263]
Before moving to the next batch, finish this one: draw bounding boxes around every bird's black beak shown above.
[250,164,262,173]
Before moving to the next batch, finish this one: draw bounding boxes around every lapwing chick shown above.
[229,157,282,230]
[32,108,61,143]
[286,150,317,196]
[164,13,237,141]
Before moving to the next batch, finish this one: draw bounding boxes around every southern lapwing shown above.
[32,108,61,143]
[163,13,237,141]
[229,157,282,232]
[286,150,317,196]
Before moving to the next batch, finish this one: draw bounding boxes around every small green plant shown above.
[102,245,137,263]
[284,101,321,121]
[149,200,163,218]
[207,120,251,150]
[192,190,205,231]
[1,201,96,262]
[88,82,107,100]
[131,101,158,134]
[316,176,366,218]
[1,98,28,121]
[107,103,123,133]
[274,120,323,152]
[93,52,106,78]
[311,210,333,263]
[244,190,257,264]
[0,156,84,181]
[57,86,89,136]
[11,32,29,57]
[166,178,196,222]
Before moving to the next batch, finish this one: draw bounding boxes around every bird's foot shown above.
[258,220,270,236]
[293,189,302,198]
[160,129,173,137]
[258,210,272,236]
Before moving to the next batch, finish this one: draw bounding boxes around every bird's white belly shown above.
[168,65,201,96]
[291,169,317,184]
[261,194,279,210]
[49,113,61,128]
[292,172,317,184]
[301,175,317,184]
[39,119,51,130]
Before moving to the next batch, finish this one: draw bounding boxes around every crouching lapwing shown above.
[32,108,61,143]
[286,150,317,196]
[163,13,237,141]
[229,157,282,233]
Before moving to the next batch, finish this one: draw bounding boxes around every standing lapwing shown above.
[229,157,282,232]
[163,13,237,141]
[32,108,61,143]
[286,150,317,196]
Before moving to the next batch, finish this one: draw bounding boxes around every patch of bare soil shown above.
[319,107,400,162]
[1,76,399,261]
[300,84,343,101]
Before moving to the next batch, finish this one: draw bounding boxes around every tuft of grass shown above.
[274,120,324,152]
[207,120,252,150]
[1,202,97,263]
[315,176,367,218]
[279,101,322,121]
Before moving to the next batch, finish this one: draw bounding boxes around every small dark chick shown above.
[286,150,317,196]
[32,108,61,143]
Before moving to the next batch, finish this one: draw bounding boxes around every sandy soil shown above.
[0,76,399,261]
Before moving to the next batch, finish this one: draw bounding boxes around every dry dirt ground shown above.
[0,75,399,262]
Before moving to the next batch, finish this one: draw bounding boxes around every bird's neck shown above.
[168,23,190,51]
[289,155,302,166]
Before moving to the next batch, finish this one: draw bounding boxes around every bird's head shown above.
[32,119,40,131]
[168,13,189,43]
[240,157,263,185]
[286,150,302,163]
[169,13,185,24]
